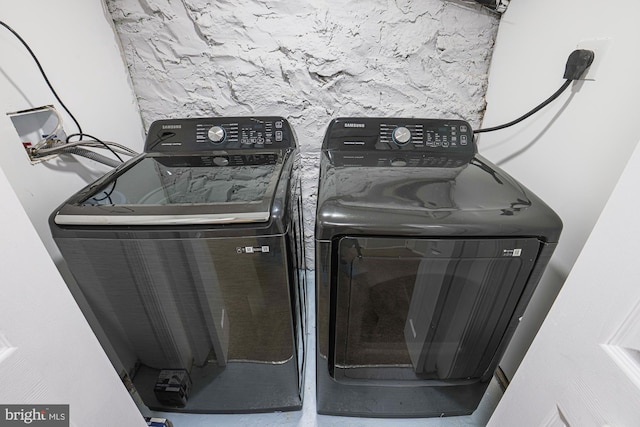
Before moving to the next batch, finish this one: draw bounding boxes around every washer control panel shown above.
[145,116,295,152]
[323,117,475,154]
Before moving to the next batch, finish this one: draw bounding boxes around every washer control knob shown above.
[392,126,411,145]
[207,126,226,143]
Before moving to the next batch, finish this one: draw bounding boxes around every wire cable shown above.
[473,80,572,134]
[89,180,118,204]
[473,50,594,134]
[34,140,138,157]
[58,146,122,168]
[0,20,83,137]
[2,20,142,167]
[65,133,125,162]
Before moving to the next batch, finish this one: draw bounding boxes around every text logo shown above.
[161,124,182,130]
[343,123,365,128]
[0,405,69,426]
[502,248,522,257]
[236,246,270,254]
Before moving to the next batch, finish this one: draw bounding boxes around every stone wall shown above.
[106,0,498,264]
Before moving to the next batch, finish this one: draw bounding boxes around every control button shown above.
[275,130,283,142]
[392,126,411,145]
[207,126,226,143]
[391,158,407,167]
[460,125,468,133]
[275,121,283,128]
[213,156,229,166]
[461,135,468,145]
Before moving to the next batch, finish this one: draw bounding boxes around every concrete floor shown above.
[143,273,503,426]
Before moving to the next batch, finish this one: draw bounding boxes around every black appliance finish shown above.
[315,117,562,417]
[50,117,307,413]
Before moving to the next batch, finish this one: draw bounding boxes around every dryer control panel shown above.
[145,116,296,152]
[322,117,476,168]
[323,117,476,154]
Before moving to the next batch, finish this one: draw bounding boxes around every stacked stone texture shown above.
[106,0,498,265]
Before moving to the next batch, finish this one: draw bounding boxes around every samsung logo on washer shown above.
[344,123,365,128]
[162,124,182,130]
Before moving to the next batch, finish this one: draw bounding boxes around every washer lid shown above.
[54,152,284,225]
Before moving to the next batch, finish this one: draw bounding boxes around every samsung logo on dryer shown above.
[162,124,182,130]
[344,123,365,128]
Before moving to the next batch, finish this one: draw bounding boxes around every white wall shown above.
[0,167,146,427]
[0,0,146,424]
[477,0,640,379]
[0,0,145,263]
[105,0,500,264]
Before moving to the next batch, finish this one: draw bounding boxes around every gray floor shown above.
[143,272,503,426]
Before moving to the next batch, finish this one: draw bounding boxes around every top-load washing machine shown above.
[315,117,562,417]
[50,116,306,413]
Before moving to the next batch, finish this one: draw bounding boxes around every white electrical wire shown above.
[35,139,138,156]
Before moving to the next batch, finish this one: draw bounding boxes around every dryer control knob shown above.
[208,126,226,143]
[392,126,411,145]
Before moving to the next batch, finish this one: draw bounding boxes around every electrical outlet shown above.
[6,105,66,163]
[576,38,611,81]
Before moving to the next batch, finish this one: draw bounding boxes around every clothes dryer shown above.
[315,117,562,417]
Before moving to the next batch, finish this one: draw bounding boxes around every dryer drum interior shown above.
[315,117,562,417]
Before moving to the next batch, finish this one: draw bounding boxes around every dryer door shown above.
[332,236,540,384]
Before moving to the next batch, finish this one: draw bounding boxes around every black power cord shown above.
[474,49,595,134]
[0,20,83,137]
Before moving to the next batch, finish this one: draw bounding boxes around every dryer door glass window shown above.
[332,236,540,384]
